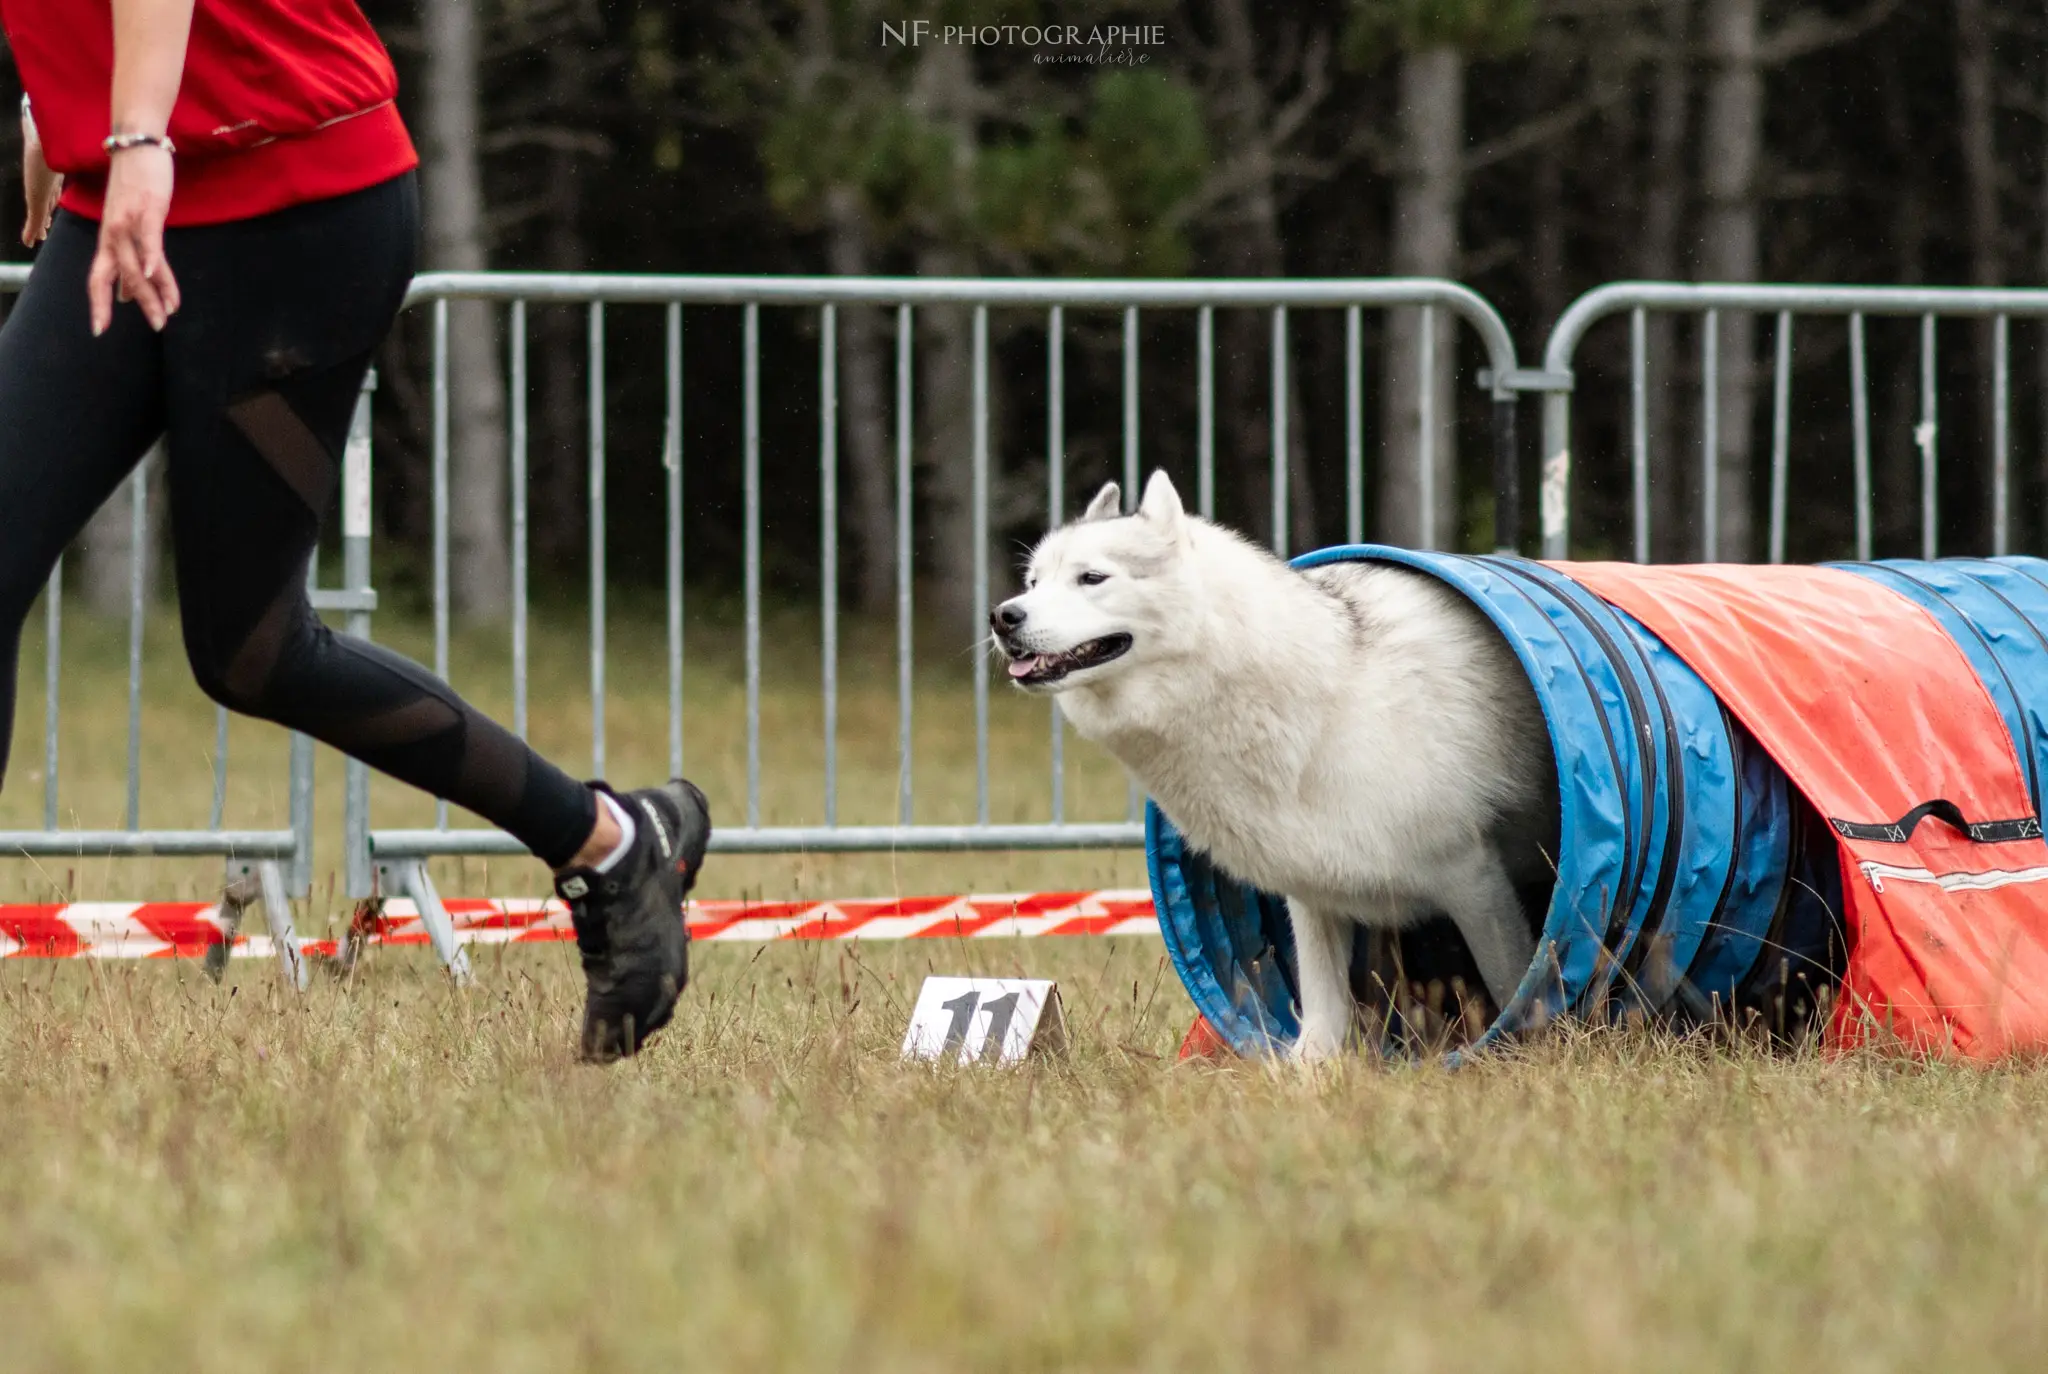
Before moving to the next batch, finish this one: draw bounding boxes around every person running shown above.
[0,0,708,1062]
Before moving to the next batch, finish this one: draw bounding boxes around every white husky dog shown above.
[992,470,1558,1059]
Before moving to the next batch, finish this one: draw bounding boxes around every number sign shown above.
[900,977,1067,1065]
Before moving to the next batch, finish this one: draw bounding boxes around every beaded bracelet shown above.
[102,131,175,156]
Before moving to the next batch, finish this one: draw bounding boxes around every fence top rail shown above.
[1542,280,2048,378]
[404,270,1522,383]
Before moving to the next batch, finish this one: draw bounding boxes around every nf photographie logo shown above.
[881,20,1167,63]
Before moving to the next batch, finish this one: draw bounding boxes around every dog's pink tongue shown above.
[1007,656,1039,679]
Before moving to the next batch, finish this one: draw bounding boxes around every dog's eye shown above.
[1077,570,1109,587]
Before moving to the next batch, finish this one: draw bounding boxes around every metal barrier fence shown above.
[363,275,1524,969]
[1532,283,2048,562]
[11,265,2046,987]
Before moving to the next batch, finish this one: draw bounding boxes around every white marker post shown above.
[900,976,1067,1066]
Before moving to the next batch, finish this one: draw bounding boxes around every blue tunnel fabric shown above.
[1146,546,1847,1058]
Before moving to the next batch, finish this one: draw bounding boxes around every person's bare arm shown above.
[87,0,194,335]
[21,98,62,247]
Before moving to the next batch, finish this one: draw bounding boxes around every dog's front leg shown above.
[1287,899,1356,1062]
[1435,847,1537,1012]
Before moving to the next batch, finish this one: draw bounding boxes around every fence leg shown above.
[219,861,307,991]
[377,858,473,985]
[207,872,248,983]
[1492,396,1520,554]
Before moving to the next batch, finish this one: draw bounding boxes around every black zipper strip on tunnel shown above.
[1462,564,1637,951]
[1843,563,2041,821]
[1481,558,1669,964]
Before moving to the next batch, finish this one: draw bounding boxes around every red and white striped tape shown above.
[0,891,1161,960]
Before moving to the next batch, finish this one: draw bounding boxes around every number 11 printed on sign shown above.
[901,977,1067,1065]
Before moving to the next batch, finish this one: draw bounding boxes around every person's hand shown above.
[87,142,179,336]
[20,105,62,247]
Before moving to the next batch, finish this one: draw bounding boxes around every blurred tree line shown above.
[1,1,2042,621]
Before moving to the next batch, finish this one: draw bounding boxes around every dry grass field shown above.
[5,606,2048,1372]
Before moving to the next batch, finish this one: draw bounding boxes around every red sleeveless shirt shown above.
[2,0,418,226]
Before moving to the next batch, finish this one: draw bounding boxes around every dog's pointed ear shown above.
[1138,469,1185,530]
[1078,482,1122,523]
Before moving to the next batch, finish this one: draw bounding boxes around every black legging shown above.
[0,173,597,867]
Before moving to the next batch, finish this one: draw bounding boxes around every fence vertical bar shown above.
[1048,306,1065,824]
[1768,311,1792,564]
[1631,308,1649,562]
[43,559,58,830]
[1197,305,1215,521]
[820,305,838,825]
[972,306,990,826]
[211,708,228,832]
[507,303,532,741]
[342,372,377,899]
[1850,313,1872,561]
[744,302,762,829]
[896,305,914,825]
[510,302,529,742]
[1701,310,1719,562]
[432,298,451,828]
[340,408,373,891]
[1346,305,1363,545]
[589,300,607,779]
[1920,314,1938,560]
[1540,390,1570,560]
[1271,305,1289,556]
[288,732,314,898]
[1123,306,1142,819]
[666,303,685,780]
[1492,397,1519,555]
[1994,314,2011,557]
[124,457,148,832]
[1123,307,1140,506]
[1418,305,1436,551]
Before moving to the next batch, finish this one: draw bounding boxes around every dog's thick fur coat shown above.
[995,471,1558,1058]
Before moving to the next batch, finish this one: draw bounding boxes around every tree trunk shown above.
[907,40,995,635]
[1207,0,1316,551]
[824,190,897,617]
[421,0,510,619]
[536,145,586,571]
[1640,0,1694,560]
[79,445,165,614]
[1878,54,1928,557]
[913,249,983,634]
[1697,0,1761,562]
[1379,46,1464,551]
[1955,0,2001,548]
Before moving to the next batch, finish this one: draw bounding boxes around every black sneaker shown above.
[553,779,711,1062]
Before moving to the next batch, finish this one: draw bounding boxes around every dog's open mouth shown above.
[1006,634,1133,685]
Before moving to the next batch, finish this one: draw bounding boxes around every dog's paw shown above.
[1287,1024,1349,1064]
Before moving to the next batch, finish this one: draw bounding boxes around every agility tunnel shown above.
[1152,550,2048,1061]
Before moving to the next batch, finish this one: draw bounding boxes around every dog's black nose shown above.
[993,601,1027,631]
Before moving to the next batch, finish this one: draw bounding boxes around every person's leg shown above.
[0,212,167,790]
[158,175,707,1058]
